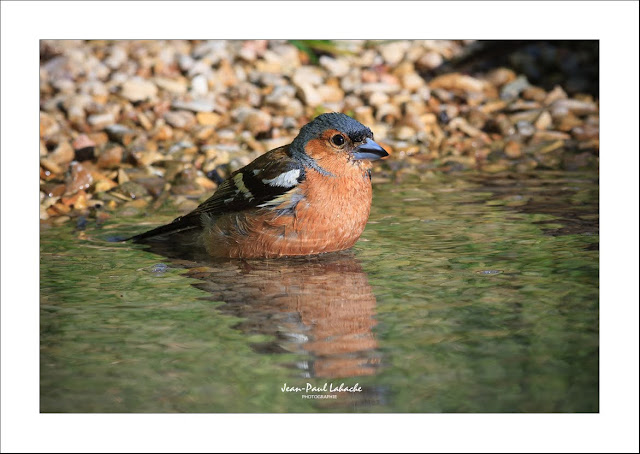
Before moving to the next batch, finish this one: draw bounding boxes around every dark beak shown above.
[352,138,389,161]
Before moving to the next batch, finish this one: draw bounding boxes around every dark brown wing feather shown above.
[129,146,305,242]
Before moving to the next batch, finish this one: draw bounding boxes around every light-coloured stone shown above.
[430,73,486,93]
[319,56,350,78]
[402,72,425,91]
[368,91,389,107]
[292,66,324,87]
[191,74,209,95]
[534,110,553,130]
[317,85,344,104]
[155,77,188,94]
[418,51,443,70]
[171,98,215,113]
[121,78,158,102]
[380,41,409,65]
[164,111,196,129]
[87,112,115,128]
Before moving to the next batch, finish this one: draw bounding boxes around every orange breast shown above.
[201,168,373,258]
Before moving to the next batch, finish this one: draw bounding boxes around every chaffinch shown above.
[130,112,388,258]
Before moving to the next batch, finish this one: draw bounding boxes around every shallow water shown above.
[40,171,599,412]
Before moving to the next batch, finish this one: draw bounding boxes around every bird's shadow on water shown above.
[135,240,386,407]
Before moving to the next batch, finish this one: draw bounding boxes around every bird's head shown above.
[290,113,389,175]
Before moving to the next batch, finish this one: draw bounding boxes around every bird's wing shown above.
[129,146,306,241]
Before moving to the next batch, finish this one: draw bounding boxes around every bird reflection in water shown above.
[141,242,384,407]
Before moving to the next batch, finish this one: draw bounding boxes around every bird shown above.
[129,112,389,258]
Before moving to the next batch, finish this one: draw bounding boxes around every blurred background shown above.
[39,40,599,225]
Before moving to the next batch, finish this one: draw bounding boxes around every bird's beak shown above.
[352,138,389,161]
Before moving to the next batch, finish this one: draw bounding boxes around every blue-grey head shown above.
[290,113,389,168]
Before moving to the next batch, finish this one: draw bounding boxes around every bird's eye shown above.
[331,134,345,146]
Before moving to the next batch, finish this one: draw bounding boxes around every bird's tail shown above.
[127,216,199,242]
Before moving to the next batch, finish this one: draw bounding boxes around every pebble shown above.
[571,124,599,141]
[171,98,215,113]
[120,78,158,102]
[116,181,149,200]
[268,44,301,71]
[456,117,488,138]
[318,85,344,103]
[66,162,94,193]
[392,125,417,141]
[89,132,109,147]
[509,110,540,124]
[480,100,507,114]
[136,111,153,130]
[40,112,60,138]
[40,205,50,221]
[191,74,209,95]
[234,107,272,135]
[417,51,443,70]
[41,158,63,174]
[105,46,127,69]
[376,103,401,123]
[555,112,583,131]
[52,78,75,94]
[402,72,425,91]
[380,41,409,65]
[64,94,92,123]
[361,82,401,95]
[529,140,565,155]
[53,215,72,225]
[486,68,517,87]
[97,145,123,169]
[319,56,350,78]
[196,112,221,126]
[534,110,553,130]
[94,179,118,192]
[522,86,547,102]
[154,77,188,94]
[501,75,530,100]
[164,110,196,129]
[368,91,389,107]
[516,121,536,137]
[87,112,115,128]
[544,86,568,105]
[135,177,166,197]
[551,99,598,116]
[292,66,324,87]
[42,183,66,198]
[280,98,303,118]
[117,168,129,184]
[105,124,136,145]
[264,85,295,107]
[153,124,173,141]
[530,130,571,143]
[296,83,322,106]
[430,73,486,93]
[72,138,96,163]
[354,106,375,126]
[49,140,75,165]
[62,190,88,210]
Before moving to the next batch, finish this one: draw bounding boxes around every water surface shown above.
[40,171,599,412]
